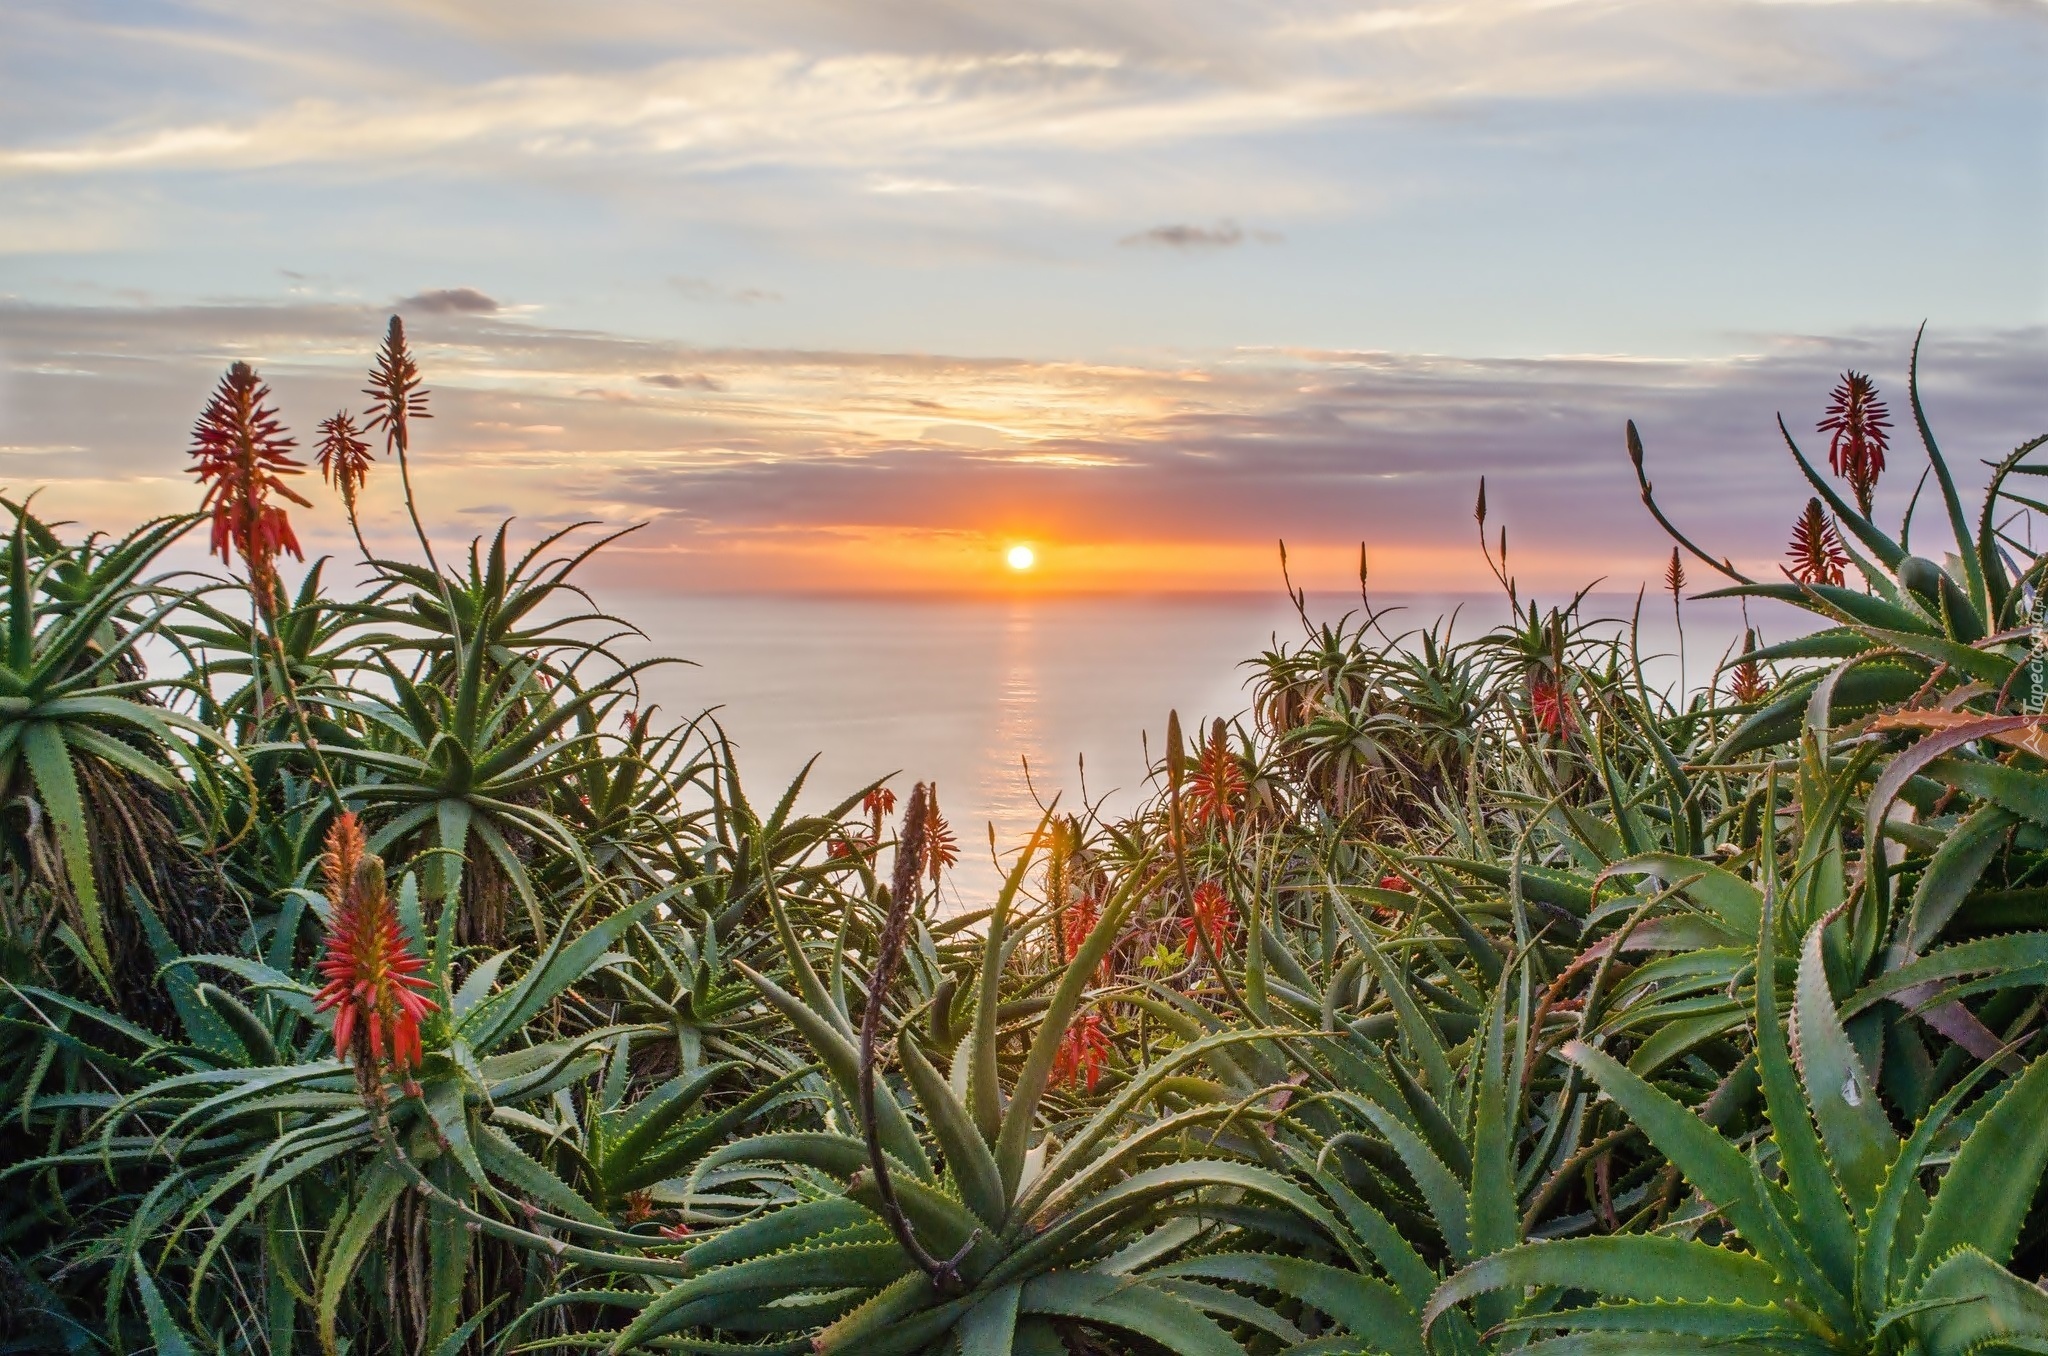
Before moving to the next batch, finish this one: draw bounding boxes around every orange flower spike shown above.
[1062,894,1099,963]
[1186,721,1246,830]
[189,362,312,600]
[315,410,374,507]
[1785,498,1848,588]
[1729,628,1768,704]
[924,787,959,886]
[314,813,438,1081]
[1818,371,1890,516]
[863,785,897,841]
[1055,1012,1113,1091]
[1529,674,1576,738]
[1183,880,1238,958]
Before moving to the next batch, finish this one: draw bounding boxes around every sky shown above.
[1,0,2044,594]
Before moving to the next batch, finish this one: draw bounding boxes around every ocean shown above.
[611,588,1771,901]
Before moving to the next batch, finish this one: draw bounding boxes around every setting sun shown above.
[1006,543,1036,571]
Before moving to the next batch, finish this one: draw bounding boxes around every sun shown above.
[1006,543,1036,571]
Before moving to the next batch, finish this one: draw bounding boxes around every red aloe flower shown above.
[1182,880,1237,958]
[864,784,897,840]
[1185,720,1246,830]
[924,787,959,886]
[1377,873,1412,894]
[314,813,437,1091]
[1785,498,1847,587]
[829,830,874,861]
[1818,371,1890,516]
[1729,627,1768,704]
[659,1221,693,1240]
[1529,673,1576,738]
[1053,1011,1113,1091]
[363,316,431,456]
[189,362,312,602]
[1062,894,1099,963]
[315,410,374,508]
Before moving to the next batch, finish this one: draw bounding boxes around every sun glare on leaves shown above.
[1006,543,1036,571]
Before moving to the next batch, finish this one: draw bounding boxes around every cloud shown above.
[1,3,2019,181]
[1119,220,1281,249]
[670,276,781,305]
[1,297,2041,591]
[398,287,500,314]
[641,372,727,391]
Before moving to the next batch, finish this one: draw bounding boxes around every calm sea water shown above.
[612,589,1771,901]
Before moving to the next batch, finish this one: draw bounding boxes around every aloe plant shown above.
[1429,890,2048,1354]
[6,317,2047,1355]
[0,500,237,987]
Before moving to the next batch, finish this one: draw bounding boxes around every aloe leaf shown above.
[1713,662,1924,761]
[1330,1090,1470,1263]
[679,1195,873,1272]
[1848,932,2048,1015]
[1743,627,1878,662]
[1158,1254,1420,1349]
[21,722,109,978]
[977,812,1053,1148]
[898,1029,1005,1227]
[1494,1299,1814,1342]
[611,1238,911,1349]
[812,1272,942,1354]
[1909,1048,2048,1284]
[425,1181,471,1352]
[1514,1337,1819,1355]
[1417,858,1593,917]
[1466,986,1518,1327]
[1905,327,1991,622]
[605,1070,805,1197]
[1558,1040,1830,1307]
[1156,1278,1306,1343]
[1898,1245,2048,1354]
[1019,1272,1244,1356]
[1600,855,1759,939]
[1853,626,2011,685]
[1696,581,1928,635]
[1423,1237,1784,1338]
[1922,754,2048,826]
[465,893,662,1048]
[1907,803,2017,952]
[1001,1160,1348,1287]
[732,961,929,1178]
[767,882,854,1045]
[1298,1157,1436,1308]
[1791,918,1896,1213]
[315,1151,409,1353]
[957,1283,1022,1356]
[1752,886,1858,1296]
[475,1123,609,1226]
[1981,432,2048,625]
[132,1266,200,1356]
[994,830,1126,1195]
[608,1061,731,1158]
[1327,887,1455,1100]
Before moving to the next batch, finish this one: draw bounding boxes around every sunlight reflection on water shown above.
[612,589,1784,902]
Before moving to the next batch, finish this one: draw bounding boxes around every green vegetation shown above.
[3,321,2046,1353]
